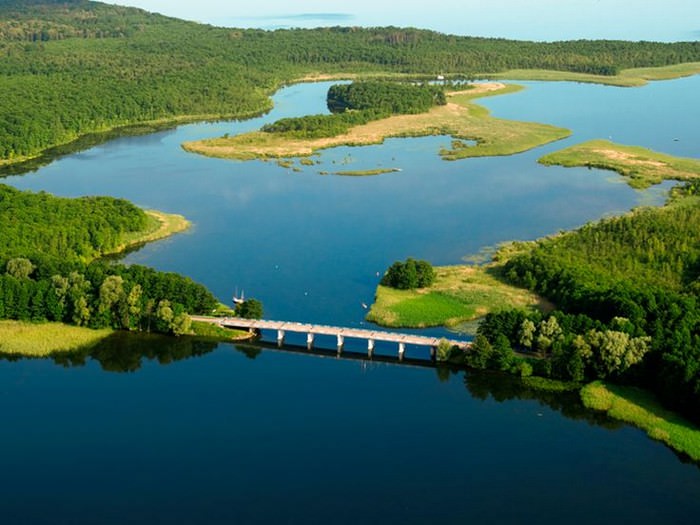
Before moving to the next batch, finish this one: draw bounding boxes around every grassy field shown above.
[182,83,570,162]
[581,381,700,461]
[484,62,700,87]
[366,265,545,328]
[539,139,700,189]
[0,320,113,356]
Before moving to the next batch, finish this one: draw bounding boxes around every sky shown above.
[109,1,700,42]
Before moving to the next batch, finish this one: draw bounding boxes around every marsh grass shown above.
[366,265,544,328]
[581,381,700,461]
[0,320,112,356]
[539,139,700,189]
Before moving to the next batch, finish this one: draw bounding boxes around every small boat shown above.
[233,287,245,305]
[361,302,368,309]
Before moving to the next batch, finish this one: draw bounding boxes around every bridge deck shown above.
[193,316,469,349]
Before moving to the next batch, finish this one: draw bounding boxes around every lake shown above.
[2,76,700,523]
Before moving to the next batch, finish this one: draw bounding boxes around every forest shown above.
[1,0,700,161]
[468,183,700,423]
[0,183,218,335]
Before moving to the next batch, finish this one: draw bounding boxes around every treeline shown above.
[261,81,445,138]
[327,81,446,114]
[0,257,218,335]
[2,1,700,161]
[474,184,700,423]
[0,184,149,261]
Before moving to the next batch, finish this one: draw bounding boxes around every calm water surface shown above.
[2,77,700,523]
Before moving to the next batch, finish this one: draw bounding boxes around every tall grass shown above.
[0,321,112,356]
[581,381,700,461]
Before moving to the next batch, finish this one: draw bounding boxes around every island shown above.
[182,82,571,162]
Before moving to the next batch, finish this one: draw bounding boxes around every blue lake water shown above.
[2,76,700,523]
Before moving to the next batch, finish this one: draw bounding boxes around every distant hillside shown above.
[1,0,699,162]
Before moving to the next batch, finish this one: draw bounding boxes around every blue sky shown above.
[109,1,699,41]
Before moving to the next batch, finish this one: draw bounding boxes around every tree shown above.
[586,330,651,377]
[465,334,493,369]
[519,319,536,349]
[155,299,174,332]
[171,313,192,336]
[6,257,35,280]
[380,258,435,290]
[98,274,125,325]
[236,298,263,320]
[536,316,563,355]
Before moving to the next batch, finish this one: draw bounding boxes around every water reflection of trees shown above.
[0,332,264,373]
[0,124,177,178]
[461,369,621,430]
[49,332,220,372]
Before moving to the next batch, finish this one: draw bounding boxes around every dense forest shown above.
[1,0,700,161]
[261,81,446,138]
[470,183,700,423]
[0,184,149,261]
[0,183,218,335]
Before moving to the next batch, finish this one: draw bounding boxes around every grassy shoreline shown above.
[182,83,570,162]
[539,139,700,189]
[581,381,700,461]
[110,210,191,255]
[0,320,113,356]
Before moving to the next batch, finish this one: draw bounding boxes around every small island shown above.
[182,82,571,163]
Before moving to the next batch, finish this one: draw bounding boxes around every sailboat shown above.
[233,287,245,305]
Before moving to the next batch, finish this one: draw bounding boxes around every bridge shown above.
[191,316,471,360]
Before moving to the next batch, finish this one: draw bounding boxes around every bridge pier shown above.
[277,329,285,347]
[398,342,406,361]
[306,332,315,349]
[367,339,375,358]
[430,346,437,361]
[336,333,344,350]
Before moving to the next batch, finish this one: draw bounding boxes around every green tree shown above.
[519,319,536,349]
[236,298,264,320]
[6,257,35,279]
[465,334,493,369]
